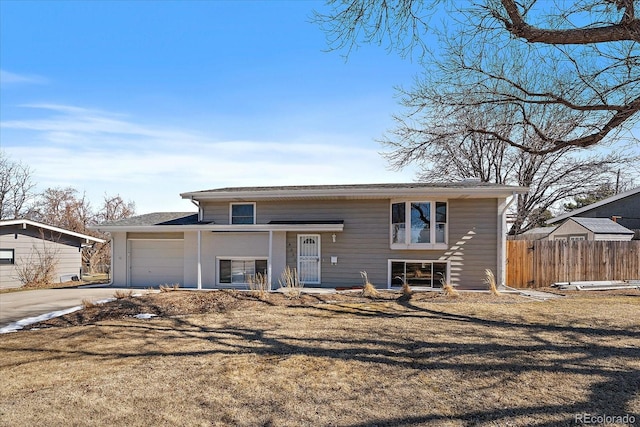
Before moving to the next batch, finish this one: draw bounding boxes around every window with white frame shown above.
[390,260,448,288]
[230,203,256,224]
[0,249,15,265]
[218,258,267,285]
[391,201,447,248]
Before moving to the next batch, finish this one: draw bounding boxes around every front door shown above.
[297,234,320,284]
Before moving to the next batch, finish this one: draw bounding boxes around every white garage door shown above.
[129,240,184,287]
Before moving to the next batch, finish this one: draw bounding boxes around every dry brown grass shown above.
[440,275,460,298]
[81,298,96,309]
[401,281,413,297]
[247,272,269,300]
[113,289,133,299]
[360,271,380,298]
[278,266,303,298]
[1,289,639,426]
[159,283,180,292]
[485,268,500,295]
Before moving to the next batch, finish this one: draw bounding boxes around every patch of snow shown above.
[134,313,157,320]
[0,305,83,333]
[0,297,118,334]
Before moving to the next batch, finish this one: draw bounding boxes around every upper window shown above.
[391,201,447,248]
[0,249,15,265]
[230,203,256,224]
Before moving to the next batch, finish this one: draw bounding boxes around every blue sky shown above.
[1,1,422,214]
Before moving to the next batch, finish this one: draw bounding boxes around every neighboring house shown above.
[547,187,640,235]
[547,217,634,241]
[0,219,105,289]
[508,226,556,241]
[92,182,527,290]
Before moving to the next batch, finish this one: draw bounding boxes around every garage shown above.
[128,239,184,287]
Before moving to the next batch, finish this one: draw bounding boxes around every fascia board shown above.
[181,187,528,201]
[91,224,346,233]
[1,219,106,243]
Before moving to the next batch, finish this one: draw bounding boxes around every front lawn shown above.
[1,289,638,426]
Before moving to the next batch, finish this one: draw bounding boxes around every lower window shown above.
[390,260,448,288]
[0,249,15,265]
[219,259,267,285]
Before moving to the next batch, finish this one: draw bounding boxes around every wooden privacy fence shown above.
[506,240,640,288]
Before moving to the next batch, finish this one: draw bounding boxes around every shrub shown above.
[15,242,59,287]
[393,275,412,298]
[360,271,380,298]
[401,280,412,296]
[159,283,180,292]
[485,269,500,295]
[278,266,303,298]
[248,272,269,300]
[440,275,459,297]
[114,289,133,299]
[82,298,96,309]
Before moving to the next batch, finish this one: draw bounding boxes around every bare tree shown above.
[89,194,135,273]
[96,194,135,223]
[383,91,634,234]
[315,0,640,154]
[30,188,135,274]
[0,151,37,219]
[31,187,93,232]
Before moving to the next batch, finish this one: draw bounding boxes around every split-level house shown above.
[93,182,527,290]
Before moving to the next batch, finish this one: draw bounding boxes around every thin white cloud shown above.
[2,103,416,213]
[2,103,196,142]
[0,70,47,85]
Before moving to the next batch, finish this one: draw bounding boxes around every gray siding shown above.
[447,198,499,289]
[201,201,233,224]
[201,198,500,290]
[0,226,83,289]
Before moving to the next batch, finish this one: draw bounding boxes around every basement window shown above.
[219,258,267,285]
[389,260,448,288]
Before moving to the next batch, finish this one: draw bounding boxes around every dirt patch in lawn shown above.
[26,289,528,329]
[1,289,638,426]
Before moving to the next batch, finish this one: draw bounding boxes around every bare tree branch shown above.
[316,0,640,154]
[0,151,37,219]
[500,0,640,44]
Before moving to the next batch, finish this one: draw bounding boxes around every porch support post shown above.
[268,230,273,291]
[498,193,517,289]
[197,230,202,290]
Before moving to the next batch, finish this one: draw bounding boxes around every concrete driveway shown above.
[0,287,131,329]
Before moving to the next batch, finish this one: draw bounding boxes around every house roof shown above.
[0,219,105,243]
[522,226,555,235]
[91,212,345,233]
[181,182,528,201]
[547,186,640,225]
[566,217,634,235]
[98,212,200,227]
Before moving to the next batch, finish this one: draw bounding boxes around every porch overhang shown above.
[92,222,345,233]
